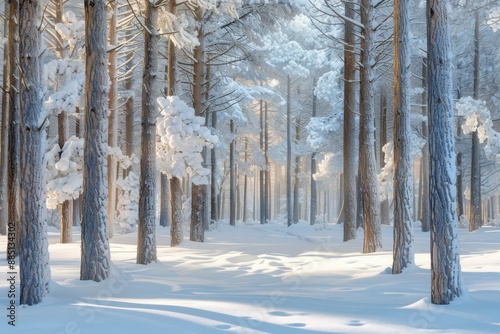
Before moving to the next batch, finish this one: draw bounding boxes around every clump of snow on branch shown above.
[456,96,500,163]
[306,113,343,152]
[314,153,342,183]
[44,11,85,115]
[115,172,139,232]
[44,59,85,114]
[378,132,426,202]
[45,137,138,210]
[45,136,84,209]
[157,96,219,185]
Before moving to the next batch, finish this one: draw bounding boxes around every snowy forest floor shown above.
[1,221,500,333]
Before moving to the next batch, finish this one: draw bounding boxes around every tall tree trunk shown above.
[360,0,382,253]
[9,0,21,256]
[265,102,270,221]
[229,120,236,226]
[243,139,248,222]
[55,0,73,243]
[469,10,481,232]
[166,0,182,243]
[343,0,358,241]
[259,99,265,224]
[286,75,292,226]
[125,39,135,177]
[81,0,111,282]
[310,85,317,226]
[0,0,10,236]
[190,9,206,241]
[427,0,463,304]
[392,0,414,274]
[210,100,218,224]
[107,0,118,239]
[73,108,81,227]
[137,0,158,264]
[19,0,50,305]
[293,119,300,224]
[420,58,430,232]
[379,90,390,225]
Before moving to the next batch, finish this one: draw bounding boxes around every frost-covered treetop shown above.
[157,96,219,184]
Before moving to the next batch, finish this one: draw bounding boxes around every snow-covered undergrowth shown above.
[1,223,500,333]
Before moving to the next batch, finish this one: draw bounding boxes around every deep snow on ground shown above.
[1,221,500,333]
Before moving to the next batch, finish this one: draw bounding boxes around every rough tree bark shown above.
[0,1,10,236]
[81,0,111,282]
[19,0,50,305]
[243,139,248,222]
[259,99,265,224]
[55,0,73,243]
[286,75,292,226]
[293,120,300,224]
[420,58,430,232]
[190,7,206,242]
[310,84,317,225]
[265,102,271,220]
[392,0,414,274]
[360,0,382,253]
[107,0,118,239]
[9,0,22,255]
[137,0,158,264]
[343,0,358,241]
[379,90,390,225]
[469,10,481,232]
[427,0,463,305]
[229,119,236,226]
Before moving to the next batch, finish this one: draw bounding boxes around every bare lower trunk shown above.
[19,0,50,305]
[81,0,111,282]
[170,177,183,247]
[160,174,170,227]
